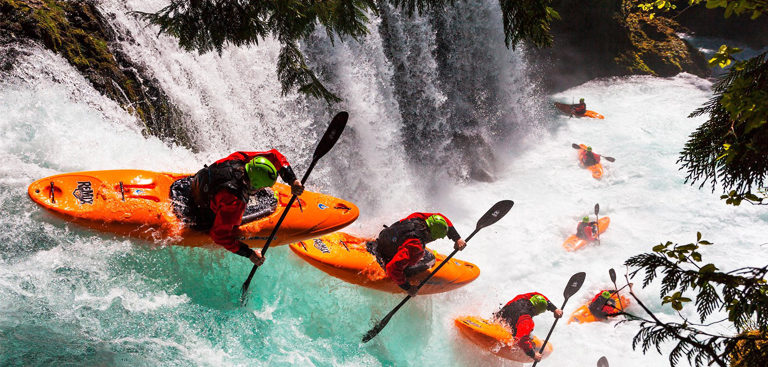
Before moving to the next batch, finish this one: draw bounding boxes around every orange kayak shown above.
[455,316,553,362]
[554,102,605,119]
[578,144,604,179]
[27,170,359,248]
[562,217,610,251]
[289,232,480,294]
[568,292,630,324]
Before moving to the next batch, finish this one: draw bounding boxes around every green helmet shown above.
[245,157,278,189]
[529,295,548,314]
[425,214,449,240]
[582,216,590,223]
[579,98,585,103]
[586,146,593,152]
[601,291,612,299]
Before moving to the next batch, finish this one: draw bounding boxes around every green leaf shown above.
[677,244,698,252]
[653,244,667,252]
[697,232,702,241]
[700,263,718,273]
[692,252,702,261]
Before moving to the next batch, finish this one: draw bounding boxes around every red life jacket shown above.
[573,103,587,115]
[576,222,598,241]
[588,291,617,319]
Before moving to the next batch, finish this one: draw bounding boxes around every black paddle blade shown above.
[362,312,394,343]
[564,272,586,299]
[609,268,617,283]
[594,203,600,216]
[572,143,581,149]
[313,111,348,161]
[597,356,609,367]
[476,200,514,230]
[604,156,616,162]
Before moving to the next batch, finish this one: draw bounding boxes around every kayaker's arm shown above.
[209,191,255,257]
[514,315,538,358]
[385,238,424,291]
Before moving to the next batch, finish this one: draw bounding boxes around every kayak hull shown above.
[455,316,553,362]
[578,144,604,179]
[562,217,610,251]
[27,170,359,248]
[568,293,630,324]
[289,232,480,295]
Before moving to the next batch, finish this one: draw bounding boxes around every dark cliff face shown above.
[675,6,768,49]
[0,0,193,149]
[529,0,710,92]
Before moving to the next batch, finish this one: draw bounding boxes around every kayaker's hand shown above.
[291,179,304,196]
[553,309,563,319]
[454,238,466,251]
[249,250,265,266]
[533,352,543,362]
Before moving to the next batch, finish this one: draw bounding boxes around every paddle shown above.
[594,203,601,246]
[609,268,625,318]
[532,271,586,367]
[597,356,609,367]
[570,143,615,162]
[361,200,515,343]
[239,111,349,306]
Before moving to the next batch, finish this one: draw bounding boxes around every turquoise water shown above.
[2,15,768,366]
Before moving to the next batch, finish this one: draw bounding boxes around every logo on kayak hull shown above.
[73,181,93,205]
[313,239,330,254]
[318,203,328,210]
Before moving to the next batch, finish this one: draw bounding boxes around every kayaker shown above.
[587,290,619,320]
[576,216,598,241]
[579,146,601,167]
[572,98,587,116]
[493,293,563,362]
[177,150,304,265]
[367,213,466,296]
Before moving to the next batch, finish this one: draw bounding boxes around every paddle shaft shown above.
[594,204,601,245]
[240,161,315,290]
[532,271,586,367]
[531,297,570,367]
[610,269,626,318]
[571,144,614,162]
[362,228,480,341]
[239,111,348,305]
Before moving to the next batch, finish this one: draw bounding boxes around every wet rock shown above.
[529,0,710,92]
[0,0,194,149]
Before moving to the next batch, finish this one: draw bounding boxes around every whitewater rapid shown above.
[2,4,767,367]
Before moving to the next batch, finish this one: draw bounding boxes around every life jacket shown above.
[580,151,598,167]
[374,218,432,264]
[588,292,617,319]
[493,297,538,331]
[576,222,597,240]
[573,103,587,115]
[190,153,251,208]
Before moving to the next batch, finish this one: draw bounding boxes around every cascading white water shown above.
[2,2,767,367]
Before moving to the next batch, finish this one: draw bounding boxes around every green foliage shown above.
[498,0,560,49]
[720,189,767,205]
[680,52,768,202]
[622,234,768,366]
[638,0,768,19]
[137,0,557,102]
[708,44,742,68]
